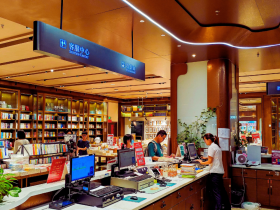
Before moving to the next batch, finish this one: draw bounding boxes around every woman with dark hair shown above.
[121,134,134,149]
[13,130,30,153]
[197,133,231,210]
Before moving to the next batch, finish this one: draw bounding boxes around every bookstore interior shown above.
[2,1,280,210]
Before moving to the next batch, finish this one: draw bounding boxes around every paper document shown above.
[219,138,229,151]
[218,128,230,138]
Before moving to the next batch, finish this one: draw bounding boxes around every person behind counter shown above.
[13,130,30,154]
[121,134,134,149]
[147,130,175,161]
[77,131,89,156]
[197,133,231,210]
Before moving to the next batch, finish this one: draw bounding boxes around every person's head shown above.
[17,130,25,140]
[66,130,73,135]
[123,134,134,146]
[203,133,219,146]
[155,130,167,143]
[82,131,88,141]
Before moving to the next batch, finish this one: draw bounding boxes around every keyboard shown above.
[128,174,152,182]
[90,185,122,197]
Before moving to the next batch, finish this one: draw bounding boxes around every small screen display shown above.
[71,155,95,181]
[118,149,136,168]
[188,144,197,158]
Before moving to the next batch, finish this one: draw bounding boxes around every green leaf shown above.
[8,190,19,197]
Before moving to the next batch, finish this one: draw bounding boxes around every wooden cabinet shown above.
[153,194,173,210]
[257,170,280,180]
[171,200,185,210]
[270,180,280,207]
[141,204,154,210]
[185,191,201,210]
[171,186,187,207]
[232,168,256,178]
[257,179,272,206]
[232,176,257,202]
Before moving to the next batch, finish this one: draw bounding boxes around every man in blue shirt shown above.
[77,131,89,156]
[148,130,174,161]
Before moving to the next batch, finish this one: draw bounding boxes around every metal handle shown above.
[243,172,248,174]
[190,186,193,191]
[176,192,181,198]
[161,200,166,208]
[190,204,194,210]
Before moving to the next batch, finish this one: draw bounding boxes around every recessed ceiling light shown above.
[111,84,115,85]
[140,20,145,23]
[63,73,66,75]
[114,89,118,91]
[27,74,29,76]
[215,10,220,15]
[6,77,10,79]
[192,54,196,57]
[161,34,165,37]
[45,71,48,73]
[177,45,181,47]
[50,69,54,72]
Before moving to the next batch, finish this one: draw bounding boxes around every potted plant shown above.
[177,107,217,151]
[0,168,21,203]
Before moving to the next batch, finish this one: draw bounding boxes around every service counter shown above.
[1,168,210,210]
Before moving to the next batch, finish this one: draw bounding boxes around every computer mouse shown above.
[130,196,138,200]
[160,183,167,187]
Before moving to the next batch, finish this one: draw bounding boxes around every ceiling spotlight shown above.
[215,10,220,15]
[192,54,196,57]
[177,45,181,47]
[50,69,54,72]
[27,74,29,76]
[257,52,259,57]
[6,77,10,79]
[114,89,118,91]
[44,79,46,81]
[63,73,66,75]
[161,34,165,37]
[140,20,145,23]
[111,84,115,85]
[45,71,48,73]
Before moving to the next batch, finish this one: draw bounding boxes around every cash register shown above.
[49,155,124,209]
[111,148,154,190]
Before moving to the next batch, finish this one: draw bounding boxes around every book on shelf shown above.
[41,143,68,154]
[20,123,31,129]
[20,114,32,120]
[1,113,16,120]
[0,147,9,159]
[1,132,13,139]
[45,115,55,120]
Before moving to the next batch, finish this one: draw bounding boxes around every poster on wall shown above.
[107,134,114,146]
[134,142,145,166]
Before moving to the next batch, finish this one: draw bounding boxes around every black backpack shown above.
[144,140,162,157]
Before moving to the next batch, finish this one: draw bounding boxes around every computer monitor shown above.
[70,154,95,182]
[117,149,136,169]
[187,143,198,160]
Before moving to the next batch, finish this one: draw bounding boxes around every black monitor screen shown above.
[187,143,197,159]
[71,155,95,181]
[118,149,136,168]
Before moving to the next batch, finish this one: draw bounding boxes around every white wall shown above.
[177,61,217,147]
[177,61,208,131]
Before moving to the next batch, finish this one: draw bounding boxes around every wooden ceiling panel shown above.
[0,17,32,41]
[256,0,280,28]
[0,41,39,63]
[179,0,265,29]
[239,83,266,93]
[0,57,75,76]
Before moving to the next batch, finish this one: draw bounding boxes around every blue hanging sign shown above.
[267,82,280,95]
[33,21,145,81]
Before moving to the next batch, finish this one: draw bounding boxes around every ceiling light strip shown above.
[122,0,280,49]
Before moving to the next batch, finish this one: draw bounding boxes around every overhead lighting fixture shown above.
[84,66,86,68]
[27,74,29,76]
[50,69,54,72]
[63,73,66,75]
[114,89,118,91]
[177,45,181,47]
[111,84,115,85]
[215,10,220,15]
[122,0,280,49]
[6,77,10,79]
[161,34,165,37]
[140,20,145,23]
[192,54,196,57]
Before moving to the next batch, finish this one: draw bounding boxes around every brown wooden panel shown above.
[171,186,187,207]
[171,200,185,210]
[232,168,257,178]
[185,191,201,210]
[257,178,270,206]
[185,182,196,198]
[245,178,257,203]
[257,170,280,180]
[170,63,187,155]
[263,95,272,152]
[153,194,173,210]
[270,179,280,207]
[194,176,207,192]
[141,204,154,210]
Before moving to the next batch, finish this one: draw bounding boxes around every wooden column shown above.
[170,63,188,155]
[207,59,233,178]
[118,103,124,137]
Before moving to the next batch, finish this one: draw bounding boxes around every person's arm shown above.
[148,143,160,161]
[197,156,213,165]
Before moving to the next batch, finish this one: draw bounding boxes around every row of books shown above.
[89,124,95,128]
[41,143,68,154]
[0,140,9,148]
[45,123,56,128]
[1,113,16,120]
[34,124,43,129]
[45,115,55,120]
[1,132,13,139]
[20,114,32,120]
[58,116,67,121]
[0,147,9,159]
[20,123,31,129]
[1,123,14,129]
[58,123,66,128]
[89,131,94,135]
[44,131,56,137]
[30,156,69,164]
